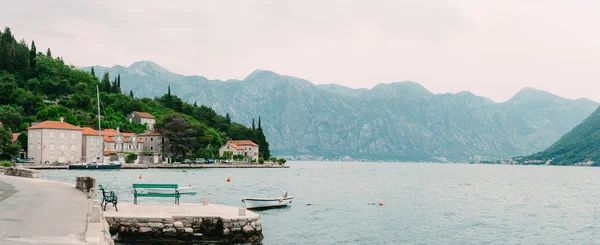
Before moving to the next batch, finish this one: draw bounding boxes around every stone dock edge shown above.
[23,163,290,170]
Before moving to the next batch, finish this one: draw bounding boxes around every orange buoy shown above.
[227,177,231,182]
[379,202,384,206]
[138,175,142,179]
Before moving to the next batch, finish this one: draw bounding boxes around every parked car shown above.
[206,159,215,164]
[193,158,205,164]
[183,159,193,164]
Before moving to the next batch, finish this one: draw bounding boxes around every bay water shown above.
[41,162,600,244]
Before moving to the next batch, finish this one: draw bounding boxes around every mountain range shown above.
[521,107,600,166]
[83,61,599,161]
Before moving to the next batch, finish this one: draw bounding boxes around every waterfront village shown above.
[3,111,261,165]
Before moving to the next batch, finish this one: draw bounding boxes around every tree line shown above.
[0,27,270,161]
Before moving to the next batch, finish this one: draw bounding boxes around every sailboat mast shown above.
[97,85,103,162]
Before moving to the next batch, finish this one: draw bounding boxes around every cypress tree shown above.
[258,117,261,130]
[168,85,171,97]
[129,90,134,98]
[193,101,197,107]
[46,48,51,58]
[225,113,231,124]
[90,66,95,77]
[117,74,121,93]
[252,118,255,130]
[29,40,36,69]
[101,72,111,92]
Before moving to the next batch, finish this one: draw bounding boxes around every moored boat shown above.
[242,192,293,210]
[68,162,121,170]
[144,186,197,194]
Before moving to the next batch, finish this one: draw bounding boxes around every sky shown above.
[1,0,599,102]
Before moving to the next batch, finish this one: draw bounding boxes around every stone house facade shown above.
[139,129,171,161]
[81,127,103,162]
[27,119,83,164]
[219,140,259,161]
[127,111,156,130]
[102,128,144,156]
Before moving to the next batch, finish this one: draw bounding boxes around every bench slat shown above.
[133,184,178,189]
[134,193,181,197]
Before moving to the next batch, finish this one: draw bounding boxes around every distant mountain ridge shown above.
[520,107,600,165]
[82,61,599,161]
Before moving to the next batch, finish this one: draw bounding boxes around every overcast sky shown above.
[2,0,599,102]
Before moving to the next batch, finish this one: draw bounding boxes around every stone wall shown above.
[76,176,97,192]
[4,167,38,178]
[105,215,263,244]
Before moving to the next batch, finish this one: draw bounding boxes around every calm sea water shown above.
[41,162,600,244]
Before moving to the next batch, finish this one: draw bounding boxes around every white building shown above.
[219,140,259,161]
[81,127,103,162]
[27,118,83,164]
[127,111,156,130]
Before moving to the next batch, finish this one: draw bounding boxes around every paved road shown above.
[0,175,89,245]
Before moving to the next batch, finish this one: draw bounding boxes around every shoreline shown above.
[21,163,290,170]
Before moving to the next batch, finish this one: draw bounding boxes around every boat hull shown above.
[242,196,293,210]
[145,187,197,194]
[68,164,121,170]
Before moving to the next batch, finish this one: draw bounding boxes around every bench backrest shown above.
[133,184,178,189]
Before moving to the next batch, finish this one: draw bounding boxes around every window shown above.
[151,138,153,141]
[254,152,257,156]
[113,145,116,149]
[162,138,164,144]
[150,146,153,150]
[137,145,139,149]
[129,145,131,149]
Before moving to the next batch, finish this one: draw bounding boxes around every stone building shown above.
[27,118,83,164]
[139,129,171,161]
[102,128,144,156]
[81,127,103,162]
[219,140,259,161]
[127,111,156,130]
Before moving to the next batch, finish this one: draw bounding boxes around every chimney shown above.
[60,117,64,123]
[117,127,120,133]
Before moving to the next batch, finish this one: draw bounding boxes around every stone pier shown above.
[104,203,263,244]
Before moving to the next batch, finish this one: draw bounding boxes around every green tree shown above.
[16,132,27,152]
[46,48,51,58]
[129,90,134,98]
[0,126,13,155]
[0,105,23,131]
[156,113,210,159]
[101,72,111,93]
[117,74,121,93]
[90,66,95,77]
[252,118,255,130]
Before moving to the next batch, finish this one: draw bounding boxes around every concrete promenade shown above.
[0,175,89,244]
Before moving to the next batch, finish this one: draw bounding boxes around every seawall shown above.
[4,167,38,178]
[24,163,289,170]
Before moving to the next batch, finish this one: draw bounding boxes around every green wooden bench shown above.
[133,184,180,205]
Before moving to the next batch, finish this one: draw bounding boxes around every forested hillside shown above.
[0,27,270,160]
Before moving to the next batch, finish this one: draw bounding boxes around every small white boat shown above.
[242,192,293,210]
[144,186,197,194]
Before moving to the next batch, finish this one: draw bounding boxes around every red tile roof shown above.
[12,133,19,143]
[133,111,155,119]
[101,129,118,136]
[27,121,82,130]
[229,140,258,147]
[103,135,114,142]
[226,142,243,150]
[224,140,258,150]
[82,127,102,136]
